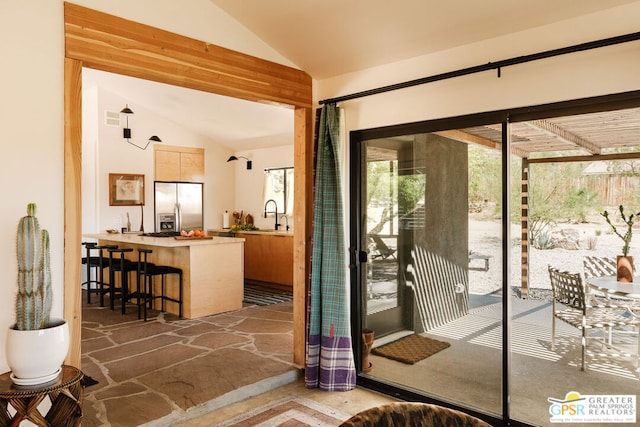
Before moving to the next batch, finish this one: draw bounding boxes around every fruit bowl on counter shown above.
[175,229,212,240]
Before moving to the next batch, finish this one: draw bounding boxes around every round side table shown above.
[0,365,83,427]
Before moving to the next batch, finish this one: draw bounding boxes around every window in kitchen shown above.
[263,167,294,214]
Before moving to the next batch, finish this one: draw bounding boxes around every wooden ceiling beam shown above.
[435,130,498,150]
[525,119,602,155]
[527,151,640,164]
[435,129,529,157]
[64,3,312,108]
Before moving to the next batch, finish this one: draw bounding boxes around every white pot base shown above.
[10,367,62,386]
[6,320,69,382]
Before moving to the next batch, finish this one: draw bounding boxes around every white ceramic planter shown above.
[5,319,70,385]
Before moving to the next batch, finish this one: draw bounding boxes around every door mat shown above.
[217,395,351,426]
[372,334,450,364]
[243,284,293,306]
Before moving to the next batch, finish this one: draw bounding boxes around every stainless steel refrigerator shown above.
[154,181,203,232]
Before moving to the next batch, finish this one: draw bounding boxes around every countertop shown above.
[208,229,293,237]
[85,233,244,247]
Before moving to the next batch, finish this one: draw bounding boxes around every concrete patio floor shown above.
[367,295,639,426]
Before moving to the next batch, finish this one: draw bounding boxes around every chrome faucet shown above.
[264,199,280,230]
[280,215,290,231]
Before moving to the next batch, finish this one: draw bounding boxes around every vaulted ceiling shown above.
[88,1,640,153]
[210,0,638,78]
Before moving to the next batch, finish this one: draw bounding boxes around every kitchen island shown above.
[208,229,293,289]
[85,233,245,319]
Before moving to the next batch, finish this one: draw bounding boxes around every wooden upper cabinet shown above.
[155,150,181,181]
[180,151,205,182]
[154,145,204,182]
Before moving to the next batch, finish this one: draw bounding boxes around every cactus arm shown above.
[15,203,51,330]
[601,207,640,257]
[40,229,52,327]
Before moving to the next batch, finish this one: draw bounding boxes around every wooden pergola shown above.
[440,107,640,296]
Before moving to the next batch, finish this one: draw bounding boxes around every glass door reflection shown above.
[358,130,504,419]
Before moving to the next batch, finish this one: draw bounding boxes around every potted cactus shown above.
[601,205,640,282]
[5,203,69,385]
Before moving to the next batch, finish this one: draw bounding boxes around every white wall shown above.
[82,86,237,235]
[0,1,66,374]
[0,0,299,373]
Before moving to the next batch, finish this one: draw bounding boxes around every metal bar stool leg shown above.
[137,249,157,321]
[96,244,117,308]
[178,270,183,318]
[108,247,134,314]
[82,242,98,305]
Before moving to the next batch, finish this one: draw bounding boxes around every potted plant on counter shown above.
[5,203,69,385]
[601,205,640,282]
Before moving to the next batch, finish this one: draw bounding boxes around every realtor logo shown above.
[548,391,636,423]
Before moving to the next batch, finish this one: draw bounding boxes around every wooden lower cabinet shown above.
[237,233,293,288]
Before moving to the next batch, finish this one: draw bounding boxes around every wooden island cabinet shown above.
[239,232,293,288]
[208,230,293,289]
[85,233,244,318]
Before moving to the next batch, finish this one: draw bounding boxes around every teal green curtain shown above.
[305,104,356,391]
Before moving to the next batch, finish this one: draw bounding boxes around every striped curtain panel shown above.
[305,104,356,391]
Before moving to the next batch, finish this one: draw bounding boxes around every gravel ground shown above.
[468,218,625,300]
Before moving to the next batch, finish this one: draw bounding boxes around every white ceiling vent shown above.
[105,111,121,127]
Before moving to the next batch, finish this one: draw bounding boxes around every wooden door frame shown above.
[63,2,313,367]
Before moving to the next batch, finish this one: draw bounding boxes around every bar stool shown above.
[138,249,183,321]
[94,244,119,307]
[82,242,114,306]
[81,242,99,300]
[107,248,141,315]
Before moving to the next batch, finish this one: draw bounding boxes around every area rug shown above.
[372,334,450,364]
[243,284,293,306]
[217,395,351,426]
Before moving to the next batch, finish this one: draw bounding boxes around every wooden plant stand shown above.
[0,365,83,426]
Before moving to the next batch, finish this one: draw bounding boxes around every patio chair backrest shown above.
[368,235,397,260]
[548,266,586,312]
[583,256,617,279]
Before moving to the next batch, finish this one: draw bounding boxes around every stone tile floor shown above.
[81,295,296,426]
[171,377,398,426]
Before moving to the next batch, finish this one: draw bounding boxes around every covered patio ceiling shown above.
[366,104,640,297]
[446,106,640,159]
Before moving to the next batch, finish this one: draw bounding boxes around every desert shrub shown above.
[561,187,601,222]
[585,235,598,250]
[532,230,555,250]
[529,216,555,249]
[468,145,502,218]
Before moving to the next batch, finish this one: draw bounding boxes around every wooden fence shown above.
[577,175,640,206]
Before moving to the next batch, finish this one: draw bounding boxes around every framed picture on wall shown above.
[109,173,145,206]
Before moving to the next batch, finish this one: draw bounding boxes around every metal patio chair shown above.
[583,255,640,312]
[549,266,636,372]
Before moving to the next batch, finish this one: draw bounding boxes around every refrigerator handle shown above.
[175,202,181,231]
